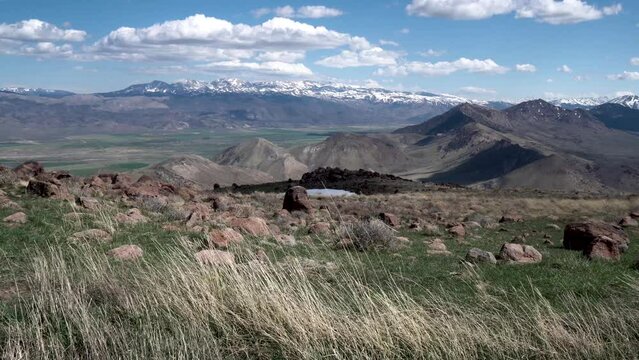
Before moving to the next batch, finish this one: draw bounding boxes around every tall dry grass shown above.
[2,245,639,359]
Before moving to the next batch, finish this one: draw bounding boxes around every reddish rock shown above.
[230,216,271,237]
[308,222,332,236]
[448,224,466,237]
[108,245,143,260]
[208,228,244,248]
[195,250,235,266]
[379,212,400,227]
[27,180,59,198]
[283,186,313,213]
[499,213,524,223]
[584,236,621,261]
[13,161,44,180]
[76,196,100,210]
[563,222,629,252]
[115,209,147,225]
[499,243,542,264]
[619,216,638,228]
[3,212,27,224]
[185,205,211,228]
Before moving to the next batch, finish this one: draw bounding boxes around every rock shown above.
[448,224,466,237]
[543,238,555,246]
[463,221,482,229]
[308,222,332,236]
[27,180,58,198]
[392,236,411,249]
[423,223,441,236]
[274,234,296,246]
[230,216,271,237]
[283,186,313,213]
[427,238,451,256]
[195,250,235,266]
[70,229,112,243]
[0,193,20,210]
[630,211,639,220]
[108,245,143,260]
[3,212,27,224]
[208,228,244,248]
[115,208,147,225]
[379,212,400,227]
[584,236,620,261]
[619,216,638,228]
[498,243,542,264]
[499,213,524,223]
[511,235,527,244]
[13,161,44,180]
[185,206,211,228]
[465,248,497,264]
[563,222,629,253]
[76,196,100,210]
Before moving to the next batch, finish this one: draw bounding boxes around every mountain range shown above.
[0,79,637,139]
[151,99,639,193]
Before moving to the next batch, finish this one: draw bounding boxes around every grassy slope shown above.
[1,188,638,358]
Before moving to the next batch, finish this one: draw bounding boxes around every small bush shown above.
[339,218,395,251]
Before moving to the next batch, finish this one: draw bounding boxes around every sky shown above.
[0,0,637,101]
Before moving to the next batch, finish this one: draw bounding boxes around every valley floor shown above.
[1,177,638,358]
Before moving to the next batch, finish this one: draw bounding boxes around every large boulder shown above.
[108,245,143,261]
[208,228,244,248]
[13,161,44,180]
[498,243,542,264]
[283,186,312,213]
[379,212,400,227]
[584,236,621,261]
[563,222,629,252]
[27,180,59,198]
[465,248,497,264]
[619,216,638,228]
[230,216,271,237]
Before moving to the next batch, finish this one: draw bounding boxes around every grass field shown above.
[1,186,638,358]
[0,127,375,176]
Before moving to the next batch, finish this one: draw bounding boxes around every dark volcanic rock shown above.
[584,236,621,261]
[283,186,312,213]
[13,161,44,180]
[27,180,58,198]
[563,222,629,252]
[299,167,421,195]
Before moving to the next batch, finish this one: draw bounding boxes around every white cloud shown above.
[631,58,639,66]
[607,71,639,81]
[379,39,399,46]
[574,74,589,81]
[407,0,516,20]
[400,28,410,34]
[255,51,305,63]
[546,78,554,83]
[420,49,446,57]
[253,5,343,19]
[459,86,497,95]
[0,19,86,42]
[557,64,572,73]
[615,91,635,97]
[406,0,622,24]
[377,58,509,76]
[516,63,537,72]
[317,46,399,68]
[197,60,313,77]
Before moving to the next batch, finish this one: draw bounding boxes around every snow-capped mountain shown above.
[106,78,477,107]
[549,97,610,110]
[608,94,639,110]
[0,87,74,98]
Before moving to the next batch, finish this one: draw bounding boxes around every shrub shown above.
[339,218,395,251]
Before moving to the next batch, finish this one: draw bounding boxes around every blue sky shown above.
[0,0,637,100]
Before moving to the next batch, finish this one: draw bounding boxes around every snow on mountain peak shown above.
[608,94,639,110]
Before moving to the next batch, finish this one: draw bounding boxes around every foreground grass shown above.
[2,244,639,359]
[1,191,639,358]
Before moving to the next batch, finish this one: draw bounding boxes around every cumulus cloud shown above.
[197,60,313,77]
[253,5,343,19]
[631,58,639,66]
[376,58,509,76]
[379,39,399,46]
[316,46,399,68]
[516,63,537,72]
[255,51,305,62]
[406,0,622,24]
[459,86,497,95]
[420,49,446,57]
[607,71,639,81]
[557,64,572,73]
[0,19,86,42]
